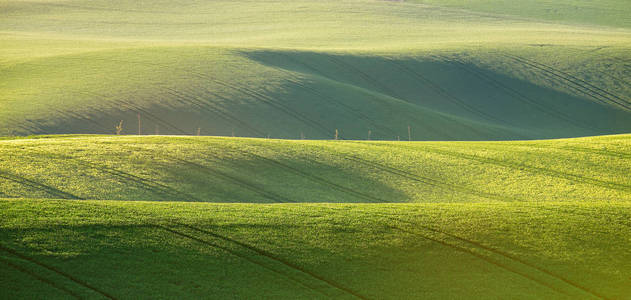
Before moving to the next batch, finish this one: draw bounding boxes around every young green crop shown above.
[1,0,630,139]
[0,135,629,203]
[1,199,630,299]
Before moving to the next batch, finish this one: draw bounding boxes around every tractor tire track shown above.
[77,90,190,135]
[114,99,190,135]
[326,55,403,100]
[328,142,514,201]
[406,145,631,192]
[551,145,631,160]
[384,224,574,297]
[386,57,510,127]
[503,54,631,111]
[0,169,82,200]
[385,57,517,140]
[497,55,615,109]
[154,225,332,299]
[437,55,603,133]
[19,150,203,202]
[215,143,389,203]
[54,109,111,133]
[0,244,116,299]
[165,155,293,203]
[66,56,329,137]
[0,257,81,299]
[253,52,517,140]
[379,213,605,299]
[118,144,294,203]
[517,55,631,107]
[536,205,631,229]
[165,87,266,137]
[185,70,333,137]
[289,79,392,137]
[171,223,368,300]
[344,154,508,201]
[266,52,402,138]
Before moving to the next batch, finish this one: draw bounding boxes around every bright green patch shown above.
[0,135,629,203]
[1,199,629,299]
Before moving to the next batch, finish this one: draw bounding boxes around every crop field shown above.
[1,0,631,299]
[0,135,630,299]
[1,0,631,139]
[0,135,630,203]
[1,199,630,299]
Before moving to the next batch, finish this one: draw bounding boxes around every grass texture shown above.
[1,0,630,139]
[0,134,629,203]
[1,199,630,299]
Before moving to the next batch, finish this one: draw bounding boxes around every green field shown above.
[1,200,630,299]
[1,0,630,139]
[1,135,630,203]
[1,135,631,298]
[2,0,631,299]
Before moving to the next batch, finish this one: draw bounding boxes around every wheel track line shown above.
[536,205,631,229]
[19,150,202,202]
[167,155,294,203]
[481,141,631,160]
[438,55,602,133]
[172,223,368,300]
[514,55,631,107]
[380,214,606,299]
[115,99,190,135]
[149,55,331,136]
[219,143,388,203]
[269,51,401,138]
[0,244,116,299]
[386,57,510,127]
[379,223,578,298]
[557,145,631,160]
[119,144,293,203]
[326,55,403,100]
[345,155,507,201]
[503,54,631,111]
[384,57,515,140]
[286,76,400,138]
[330,143,513,201]
[153,225,332,298]
[0,169,82,200]
[273,51,452,139]
[164,88,246,134]
[503,54,622,104]
[484,143,631,173]
[166,87,266,137]
[498,55,615,109]
[66,56,334,137]
[84,162,203,201]
[186,71,333,137]
[77,90,190,135]
[178,137,388,203]
[0,257,82,299]
[54,108,111,133]
[409,145,631,192]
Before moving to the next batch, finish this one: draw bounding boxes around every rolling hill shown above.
[2,0,631,299]
[1,134,630,299]
[1,199,630,299]
[1,0,630,140]
[0,134,629,202]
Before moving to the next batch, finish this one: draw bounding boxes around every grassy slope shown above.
[410,0,631,29]
[1,0,630,139]
[1,200,630,299]
[2,0,631,298]
[0,135,629,203]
